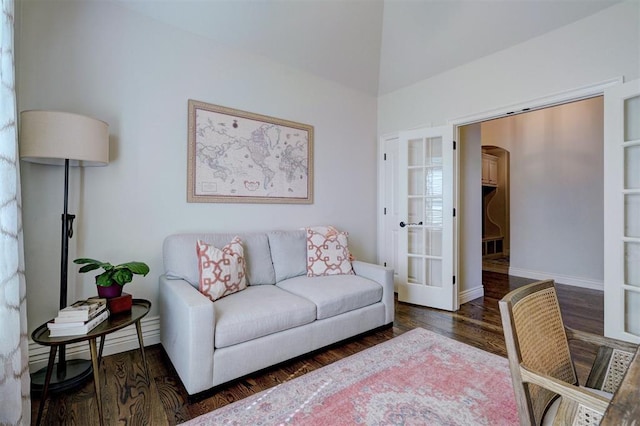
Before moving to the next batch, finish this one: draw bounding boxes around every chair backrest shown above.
[499,279,578,426]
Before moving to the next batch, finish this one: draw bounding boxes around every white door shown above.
[397,125,457,311]
[381,134,401,291]
[604,79,640,343]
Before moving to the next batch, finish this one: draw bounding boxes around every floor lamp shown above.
[19,110,109,393]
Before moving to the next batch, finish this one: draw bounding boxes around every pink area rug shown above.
[184,328,518,425]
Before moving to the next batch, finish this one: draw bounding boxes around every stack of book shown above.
[47,298,109,337]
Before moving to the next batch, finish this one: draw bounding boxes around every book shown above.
[53,302,107,324]
[48,309,109,337]
[57,298,107,321]
[50,311,105,328]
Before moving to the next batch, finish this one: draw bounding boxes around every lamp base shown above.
[30,359,93,396]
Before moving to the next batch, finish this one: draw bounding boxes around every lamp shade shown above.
[19,110,109,166]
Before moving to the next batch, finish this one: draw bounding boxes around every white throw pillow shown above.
[197,237,247,301]
[306,226,354,277]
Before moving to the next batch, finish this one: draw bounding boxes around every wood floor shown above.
[31,272,604,425]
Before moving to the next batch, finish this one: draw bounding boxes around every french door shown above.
[397,126,456,311]
[604,79,640,343]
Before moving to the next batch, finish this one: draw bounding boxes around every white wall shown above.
[17,1,378,333]
[378,1,638,290]
[482,97,604,286]
[378,1,639,134]
[458,124,482,301]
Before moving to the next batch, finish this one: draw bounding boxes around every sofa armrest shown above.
[352,260,394,325]
[159,275,215,395]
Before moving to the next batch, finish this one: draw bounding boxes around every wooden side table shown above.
[31,299,151,426]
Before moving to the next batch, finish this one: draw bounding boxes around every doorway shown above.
[457,95,605,298]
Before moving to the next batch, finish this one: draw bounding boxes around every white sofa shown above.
[159,230,394,396]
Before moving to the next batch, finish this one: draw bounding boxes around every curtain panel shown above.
[0,0,31,424]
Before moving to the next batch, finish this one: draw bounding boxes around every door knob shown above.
[399,221,423,228]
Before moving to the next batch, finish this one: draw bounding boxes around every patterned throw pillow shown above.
[197,237,247,302]
[306,226,354,277]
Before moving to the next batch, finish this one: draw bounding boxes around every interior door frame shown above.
[377,77,622,304]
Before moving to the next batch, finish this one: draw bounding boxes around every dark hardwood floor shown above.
[31,272,604,425]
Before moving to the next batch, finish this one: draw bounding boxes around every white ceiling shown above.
[120,0,621,95]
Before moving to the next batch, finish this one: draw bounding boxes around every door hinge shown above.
[384,153,387,161]
[453,276,456,285]
[453,140,456,150]
[453,208,456,217]
[384,207,387,215]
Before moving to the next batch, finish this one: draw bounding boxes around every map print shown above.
[191,105,312,202]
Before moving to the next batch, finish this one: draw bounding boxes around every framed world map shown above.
[187,100,314,204]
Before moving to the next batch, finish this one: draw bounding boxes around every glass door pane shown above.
[625,145,640,189]
[625,194,640,237]
[625,291,640,336]
[624,95,640,141]
[625,242,640,287]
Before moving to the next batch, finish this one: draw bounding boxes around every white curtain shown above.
[0,0,31,424]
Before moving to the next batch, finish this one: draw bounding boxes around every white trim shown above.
[508,267,604,291]
[28,315,160,373]
[450,77,622,126]
[458,285,484,304]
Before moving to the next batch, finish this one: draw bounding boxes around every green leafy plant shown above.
[74,258,150,287]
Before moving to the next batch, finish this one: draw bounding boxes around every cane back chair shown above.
[499,279,638,425]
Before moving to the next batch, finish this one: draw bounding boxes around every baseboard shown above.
[28,315,160,373]
[459,285,484,304]
[508,267,604,291]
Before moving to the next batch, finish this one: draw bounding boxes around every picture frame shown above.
[187,100,314,204]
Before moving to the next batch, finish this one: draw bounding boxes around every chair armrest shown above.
[159,275,215,395]
[352,260,394,325]
[520,365,610,414]
[567,328,639,391]
[565,327,638,353]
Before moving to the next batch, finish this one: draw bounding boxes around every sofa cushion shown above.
[268,230,307,282]
[163,233,276,287]
[197,237,247,301]
[306,226,354,276]
[214,285,316,348]
[276,275,382,320]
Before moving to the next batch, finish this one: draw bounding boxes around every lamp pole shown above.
[57,159,75,374]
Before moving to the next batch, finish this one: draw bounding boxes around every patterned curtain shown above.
[0,0,31,424]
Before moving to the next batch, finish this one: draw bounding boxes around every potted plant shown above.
[74,258,150,299]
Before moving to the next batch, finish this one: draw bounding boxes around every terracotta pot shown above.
[97,283,123,299]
